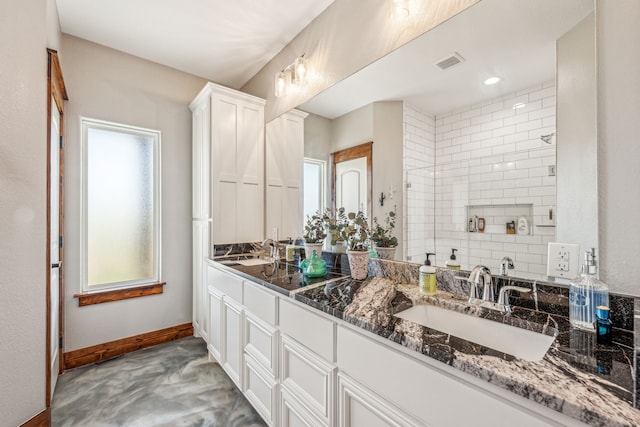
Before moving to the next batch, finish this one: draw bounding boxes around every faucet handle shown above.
[498,286,531,313]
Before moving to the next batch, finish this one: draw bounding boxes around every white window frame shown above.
[303,157,327,217]
[80,117,162,293]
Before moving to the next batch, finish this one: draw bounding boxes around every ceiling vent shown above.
[434,52,465,70]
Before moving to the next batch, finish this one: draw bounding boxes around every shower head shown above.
[540,132,555,144]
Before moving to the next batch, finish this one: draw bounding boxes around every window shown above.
[81,118,161,293]
[303,157,326,220]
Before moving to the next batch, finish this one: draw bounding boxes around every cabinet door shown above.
[282,186,302,239]
[281,387,326,427]
[223,297,244,390]
[337,373,420,427]
[245,312,278,377]
[208,288,223,363]
[281,112,305,188]
[280,335,335,425]
[193,221,209,339]
[244,353,278,427]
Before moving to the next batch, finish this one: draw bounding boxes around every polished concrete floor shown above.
[51,336,266,427]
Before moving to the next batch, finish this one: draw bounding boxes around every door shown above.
[49,95,61,399]
[47,49,67,404]
[335,157,367,215]
[331,142,372,219]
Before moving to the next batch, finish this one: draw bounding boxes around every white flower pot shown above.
[304,242,323,258]
[373,245,397,260]
[347,250,369,280]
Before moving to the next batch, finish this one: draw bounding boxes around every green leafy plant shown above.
[370,206,398,248]
[303,210,327,243]
[340,210,370,251]
[323,207,348,246]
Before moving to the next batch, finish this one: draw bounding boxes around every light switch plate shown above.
[546,242,579,279]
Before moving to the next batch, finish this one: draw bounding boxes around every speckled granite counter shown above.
[210,250,640,426]
[293,258,640,427]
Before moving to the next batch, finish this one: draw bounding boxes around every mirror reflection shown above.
[296,0,596,281]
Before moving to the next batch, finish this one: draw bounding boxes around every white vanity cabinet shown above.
[206,264,586,427]
[265,109,308,240]
[207,263,280,426]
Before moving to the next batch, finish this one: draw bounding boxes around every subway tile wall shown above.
[404,81,557,278]
[403,103,435,263]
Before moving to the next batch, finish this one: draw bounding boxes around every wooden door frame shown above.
[330,141,373,220]
[46,48,68,407]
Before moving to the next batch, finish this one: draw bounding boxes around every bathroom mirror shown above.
[296,0,596,281]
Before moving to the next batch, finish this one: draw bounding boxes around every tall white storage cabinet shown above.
[190,82,265,340]
[265,109,308,240]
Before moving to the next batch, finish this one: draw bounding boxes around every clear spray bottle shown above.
[569,248,609,331]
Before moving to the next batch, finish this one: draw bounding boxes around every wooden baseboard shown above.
[63,323,193,370]
[21,408,49,427]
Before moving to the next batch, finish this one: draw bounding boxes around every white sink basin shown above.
[394,304,556,362]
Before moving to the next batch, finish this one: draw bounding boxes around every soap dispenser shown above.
[569,248,610,331]
[446,248,460,270]
[419,253,437,295]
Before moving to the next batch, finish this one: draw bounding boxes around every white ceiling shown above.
[55,0,335,89]
[300,0,594,119]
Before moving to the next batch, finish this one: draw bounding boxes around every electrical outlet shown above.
[547,242,579,279]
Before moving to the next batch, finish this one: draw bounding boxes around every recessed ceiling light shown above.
[484,76,501,86]
[512,102,526,109]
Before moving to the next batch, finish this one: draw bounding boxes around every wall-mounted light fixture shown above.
[392,0,410,18]
[274,54,308,97]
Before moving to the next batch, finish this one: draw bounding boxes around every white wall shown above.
[0,1,56,424]
[557,13,597,254]
[372,101,404,258]
[597,0,640,296]
[330,103,374,152]
[61,35,207,351]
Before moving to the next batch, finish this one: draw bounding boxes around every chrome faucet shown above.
[499,256,515,276]
[261,238,279,259]
[467,265,494,303]
[497,286,531,314]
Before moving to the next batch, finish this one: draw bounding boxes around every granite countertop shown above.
[294,275,640,427]
[208,253,639,426]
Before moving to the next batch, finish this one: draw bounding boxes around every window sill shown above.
[74,282,165,306]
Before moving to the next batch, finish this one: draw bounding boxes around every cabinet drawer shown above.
[245,312,278,376]
[244,353,277,427]
[208,265,243,302]
[244,280,278,326]
[279,299,334,362]
[281,335,335,425]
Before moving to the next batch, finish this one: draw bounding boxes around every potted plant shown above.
[340,210,370,279]
[370,206,398,260]
[303,210,327,258]
[323,207,347,252]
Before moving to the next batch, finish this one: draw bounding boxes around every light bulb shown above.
[274,71,286,97]
[292,56,307,87]
[392,0,409,17]
[483,76,501,86]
